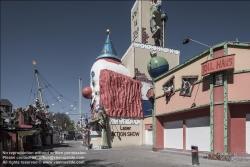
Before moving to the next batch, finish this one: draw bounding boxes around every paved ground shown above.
[4,140,250,167]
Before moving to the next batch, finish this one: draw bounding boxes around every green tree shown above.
[67,120,75,130]
[54,112,74,131]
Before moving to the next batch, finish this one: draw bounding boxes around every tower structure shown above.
[122,0,179,146]
[131,0,167,47]
[123,0,179,90]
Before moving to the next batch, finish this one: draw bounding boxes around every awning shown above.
[17,130,36,137]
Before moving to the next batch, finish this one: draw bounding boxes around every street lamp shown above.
[182,37,212,108]
[183,37,211,48]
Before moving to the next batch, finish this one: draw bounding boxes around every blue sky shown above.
[1,1,250,122]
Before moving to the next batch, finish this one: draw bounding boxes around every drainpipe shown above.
[152,82,156,150]
[142,117,143,145]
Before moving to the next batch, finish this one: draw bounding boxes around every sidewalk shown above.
[159,149,208,158]
[159,148,250,161]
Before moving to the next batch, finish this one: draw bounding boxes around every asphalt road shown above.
[4,140,250,167]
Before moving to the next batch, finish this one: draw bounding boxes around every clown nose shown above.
[82,86,92,99]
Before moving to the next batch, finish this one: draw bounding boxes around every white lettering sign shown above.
[132,5,139,41]
[110,117,141,125]
[90,131,101,136]
[132,42,180,55]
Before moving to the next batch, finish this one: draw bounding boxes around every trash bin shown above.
[191,145,199,166]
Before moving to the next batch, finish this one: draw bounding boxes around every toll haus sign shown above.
[201,55,235,76]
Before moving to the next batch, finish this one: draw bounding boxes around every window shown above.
[214,73,223,85]
[162,76,175,97]
[180,76,198,97]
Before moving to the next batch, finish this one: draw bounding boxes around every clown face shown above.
[87,58,130,108]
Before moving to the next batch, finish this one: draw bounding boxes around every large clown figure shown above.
[82,30,143,148]
[83,29,130,109]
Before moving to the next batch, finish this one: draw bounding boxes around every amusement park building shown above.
[150,42,250,154]
[82,0,180,148]
[117,0,179,147]
[84,31,180,148]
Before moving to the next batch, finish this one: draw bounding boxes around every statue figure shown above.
[150,49,157,58]
[88,104,109,149]
[150,2,165,46]
[181,79,191,95]
[150,3,162,34]
[163,84,174,97]
[98,107,109,149]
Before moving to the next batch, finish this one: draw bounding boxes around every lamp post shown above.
[79,76,82,131]
[183,37,211,48]
[161,10,168,47]
[182,36,215,154]
[182,37,212,108]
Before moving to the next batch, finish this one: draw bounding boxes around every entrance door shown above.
[186,117,210,152]
[145,129,153,145]
[246,114,250,154]
[164,120,183,149]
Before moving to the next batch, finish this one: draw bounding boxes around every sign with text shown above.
[201,55,235,76]
[111,131,140,137]
[111,126,140,137]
